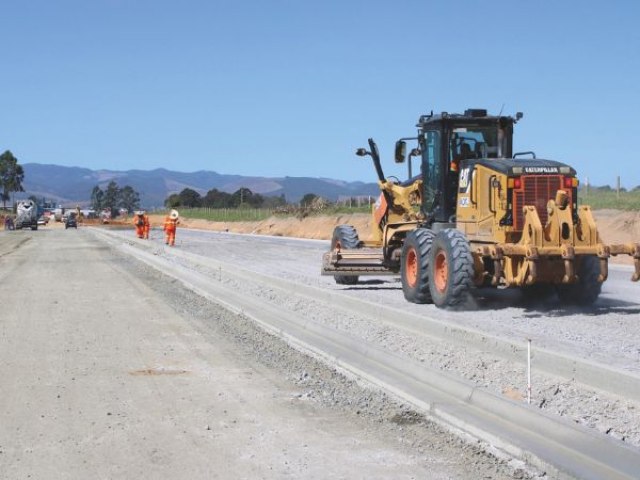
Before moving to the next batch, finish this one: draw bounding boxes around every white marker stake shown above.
[527,339,532,405]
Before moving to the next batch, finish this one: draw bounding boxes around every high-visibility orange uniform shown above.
[163,214,179,246]
[143,214,151,239]
[134,214,146,239]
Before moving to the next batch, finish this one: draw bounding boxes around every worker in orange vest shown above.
[163,209,179,246]
[133,211,146,239]
[143,213,151,239]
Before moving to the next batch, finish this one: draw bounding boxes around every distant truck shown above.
[101,208,111,224]
[15,200,38,230]
[53,207,64,222]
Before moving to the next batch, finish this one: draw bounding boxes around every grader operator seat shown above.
[461,142,473,158]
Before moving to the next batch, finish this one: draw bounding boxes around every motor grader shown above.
[322,109,640,308]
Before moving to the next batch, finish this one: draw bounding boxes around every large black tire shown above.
[556,256,602,305]
[428,229,474,308]
[331,225,360,285]
[400,228,435,304]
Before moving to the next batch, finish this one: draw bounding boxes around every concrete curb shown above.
[126,230,640,402]
[93,229,640,479]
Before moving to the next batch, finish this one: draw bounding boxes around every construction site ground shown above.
[142,209,640,264]
[2,209,639,479]
[0,226,529,479]
[56,208,640,259]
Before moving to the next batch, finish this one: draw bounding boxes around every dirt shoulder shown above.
[152,210,638,264]
[148,213,372,241]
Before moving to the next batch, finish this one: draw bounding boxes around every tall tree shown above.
[0,150,25,208]
[203,188,232,208]
[118,185,140,213]
[164,193,181,208]
[178,188,201,208]
[90,186,104,211]
[230,187,261,208]
[300,193,318,206]
[102,181,120,217]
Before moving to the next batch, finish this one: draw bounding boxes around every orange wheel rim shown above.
[406,248,418,287]
[434,250,448,293]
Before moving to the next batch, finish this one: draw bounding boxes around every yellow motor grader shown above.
[322,109,640,308]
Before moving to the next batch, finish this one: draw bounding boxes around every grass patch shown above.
[580,188,640,211]
[180,208,274,222]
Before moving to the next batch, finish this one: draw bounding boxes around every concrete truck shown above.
[15,200,38,230]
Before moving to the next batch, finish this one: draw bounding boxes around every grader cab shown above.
[322,109,640,308]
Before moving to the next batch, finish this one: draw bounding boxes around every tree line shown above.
[90,181,140,216]
[164,187,288,209]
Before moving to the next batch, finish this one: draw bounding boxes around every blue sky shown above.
[2,0,639,187]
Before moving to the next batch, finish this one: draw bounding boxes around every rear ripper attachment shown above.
[322,109,640,308]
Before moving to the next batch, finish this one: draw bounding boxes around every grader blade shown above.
[321,250,395,276]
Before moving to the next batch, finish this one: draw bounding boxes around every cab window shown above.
[421,130,441,211]
[450,126,499,160]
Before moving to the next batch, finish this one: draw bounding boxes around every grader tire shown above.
[331,225,360,285]
[401,229,435,304]
[556,256,602,305]
[428,229,474,308]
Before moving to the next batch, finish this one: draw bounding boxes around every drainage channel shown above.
[93,228,640,480]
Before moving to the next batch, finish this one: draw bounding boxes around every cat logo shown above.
[458,167,471,192]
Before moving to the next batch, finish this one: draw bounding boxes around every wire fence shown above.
[179,208,275,222]
[178,202,375,222]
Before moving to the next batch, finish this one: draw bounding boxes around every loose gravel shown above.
[109,243,540,479]
[100,228,640,450]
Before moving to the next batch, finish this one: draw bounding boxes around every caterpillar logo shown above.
[524,166,559,174]
[458,167,471,192]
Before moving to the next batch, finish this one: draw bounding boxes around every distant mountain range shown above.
[20,164,381,207]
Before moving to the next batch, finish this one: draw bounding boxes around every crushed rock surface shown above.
[117,239,537,479]
[100,225,640,451]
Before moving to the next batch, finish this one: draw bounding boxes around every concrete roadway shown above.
[0,228,498,480]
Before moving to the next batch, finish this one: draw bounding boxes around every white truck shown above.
[15,200,38,230]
